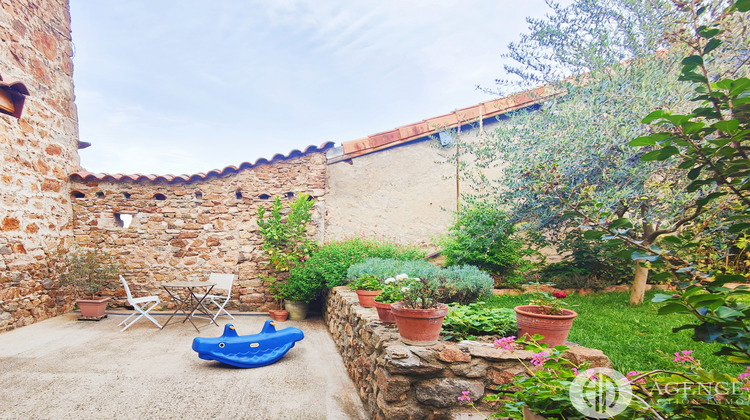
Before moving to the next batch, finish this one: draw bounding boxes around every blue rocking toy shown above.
[192,320,304,368]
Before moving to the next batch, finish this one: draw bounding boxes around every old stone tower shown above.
[0,0,80,330]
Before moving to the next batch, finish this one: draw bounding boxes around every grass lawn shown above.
[486,290,743,376]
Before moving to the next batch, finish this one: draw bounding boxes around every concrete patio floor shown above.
[0,311,368,420]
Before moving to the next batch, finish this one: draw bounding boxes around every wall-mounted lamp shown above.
[0,73,29,119]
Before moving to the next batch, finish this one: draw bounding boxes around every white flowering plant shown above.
[387,273,444,309]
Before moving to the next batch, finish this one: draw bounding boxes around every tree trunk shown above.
[629,262,649,305]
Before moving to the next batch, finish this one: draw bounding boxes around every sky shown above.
[69,1,561,176]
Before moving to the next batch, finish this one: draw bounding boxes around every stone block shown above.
[415,378,484,408]
[488,365,526,385]
[463,341,534,361]
[450,360,488,378]
[437,345,471,363]
[562,346,612,368]
[386,350,444,375]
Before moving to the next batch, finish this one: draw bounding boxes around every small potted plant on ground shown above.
[348,274,383,307]
[58,245,120,320]
[283,272,323,320]
[263,277,289,321]
[514,290,577,346]
[389,274,448,345]
[373,278,404,324]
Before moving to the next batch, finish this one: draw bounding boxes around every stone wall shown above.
[324,286,611,420]
[0,0,80,331]
[68,152,327,311]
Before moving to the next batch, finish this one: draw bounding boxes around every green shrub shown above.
[348,275,382,291]
[288,236,425,291]
[541,230,633,289]
[347,258,493,304]
[256,194,318,272]
[442,302,517,341]
[439,200,536,285]
[280,273,322,303]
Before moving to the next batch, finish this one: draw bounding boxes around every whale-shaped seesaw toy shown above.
[192,320,304,368]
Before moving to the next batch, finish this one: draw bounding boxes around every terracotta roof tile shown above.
[336,85,563,160]
[70,142,335,183]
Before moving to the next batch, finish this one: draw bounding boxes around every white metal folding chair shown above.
[192,273,235,322]
[118,275,162,332]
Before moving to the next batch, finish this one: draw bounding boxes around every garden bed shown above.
[323,286,612,419]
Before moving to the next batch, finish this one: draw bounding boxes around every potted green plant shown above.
[373,278,403,323]
[282,272,323,320]
[348,274,383,307]
[514,290,577,346]
[58,245,120,319]
[388,273,448,345]
[263,277,289,321]
[256,193,319,320]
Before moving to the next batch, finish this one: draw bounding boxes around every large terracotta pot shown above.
[391,302,448,346]
[268,309,289,322]
[514,305,578,347]
[76,297,110,319]
[355,289,382,308]
[374,301,396,324]
[284,300,309,320]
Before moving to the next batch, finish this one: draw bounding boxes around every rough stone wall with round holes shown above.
[0,0,80,331]
[67,153,327,311]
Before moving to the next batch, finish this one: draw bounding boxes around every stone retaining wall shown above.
[324,286,612,420]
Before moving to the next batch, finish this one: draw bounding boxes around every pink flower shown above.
[552,291,567,299]
[494,336,516,351]
[530,352,549,367]
[626,371,646,384]
[673,350,695,363]
[457,390,471,402]
[739,367,750,389]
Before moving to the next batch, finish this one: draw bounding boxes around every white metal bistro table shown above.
[160,281,218,332]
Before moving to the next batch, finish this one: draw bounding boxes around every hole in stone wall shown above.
[195,191,202,200]
[114,213,133,228]
[123,192,131,199]
[71,190,85,198]
[153,193,166,201]
[236,190,243,199]
[307,195,315,201]
[96,191,104,198]
[258,194,270,200]
[284,192,295,199]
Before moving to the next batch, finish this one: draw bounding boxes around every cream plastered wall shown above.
[325,119,504,250]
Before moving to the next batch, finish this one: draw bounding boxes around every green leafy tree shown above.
[454,0,748,304]
[592,0,750,362]
[256,193,318,272]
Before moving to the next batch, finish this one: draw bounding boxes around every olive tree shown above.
[454,0,747,304]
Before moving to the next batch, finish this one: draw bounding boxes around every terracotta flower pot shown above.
[76,297,110,319]
[268,309,289,322]
[374,301,396,323]
[391,302,448,346]
[355,289,382,308]
[514,305,578,347]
